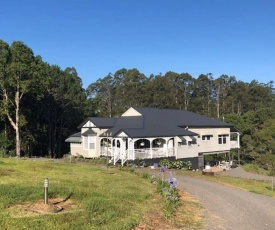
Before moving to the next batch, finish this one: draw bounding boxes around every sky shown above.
[1,0,274,88]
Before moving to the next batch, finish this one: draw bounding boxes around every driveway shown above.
[177,175,275,230]
[217,166,273,182]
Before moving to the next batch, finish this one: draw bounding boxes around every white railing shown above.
[100,147,114,157]
[230,141,239,149]
[134,148,174,159]
[100,147,175,165]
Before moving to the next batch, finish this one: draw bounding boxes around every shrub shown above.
[172,160,183,169]
[183,161,192,170]
[159,159,172,168]
[160,159,191,170]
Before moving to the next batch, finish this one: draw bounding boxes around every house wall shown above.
[189,127,231,153]
[76,122,108,158]
[70,144,87,157]
[177,145,199,158]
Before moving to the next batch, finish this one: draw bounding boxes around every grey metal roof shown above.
[82,129,96,136]
[133,107,233,128]
[65,132,82,142]
[101,116,143,137]
[78,107,238,139]
[77,117,117,128]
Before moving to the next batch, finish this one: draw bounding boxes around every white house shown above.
[65,107,240,169]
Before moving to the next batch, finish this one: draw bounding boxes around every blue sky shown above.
[1,0,274,88]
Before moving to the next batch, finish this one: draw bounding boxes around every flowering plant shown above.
[150,171,180,219]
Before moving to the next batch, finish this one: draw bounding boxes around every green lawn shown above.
[0,159,158,230]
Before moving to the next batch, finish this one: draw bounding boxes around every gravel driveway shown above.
[217,167,273,182]
[177,176,275,230]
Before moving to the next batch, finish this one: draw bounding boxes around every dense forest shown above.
[0,40,274,164]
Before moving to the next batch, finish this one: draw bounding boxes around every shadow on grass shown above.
[53,193,73,204]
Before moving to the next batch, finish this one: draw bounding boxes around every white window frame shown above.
[83,136,96,150]
[218,134,228,144]
[202,135,212,141]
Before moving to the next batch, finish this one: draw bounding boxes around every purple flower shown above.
[169,177,178,189]
[160,166,167,172]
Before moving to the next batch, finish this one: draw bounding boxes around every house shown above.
[65,107,240,169]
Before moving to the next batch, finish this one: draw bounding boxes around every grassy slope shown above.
[0,159,157,230]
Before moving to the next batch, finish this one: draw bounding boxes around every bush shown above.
[159,159,172,168]
[159,159,192,170]
[172,161,183,169]
[183,161,192,170]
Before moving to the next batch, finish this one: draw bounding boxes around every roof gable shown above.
[121,107,142,117]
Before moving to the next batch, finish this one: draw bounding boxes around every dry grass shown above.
[8,197,80,218]
[135,190,204,230]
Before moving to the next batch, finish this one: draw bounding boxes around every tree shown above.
[213,75,236,118]
[44,66,86,158]
[191,74,214,116]
[0,41,36,156]
[86,74,115,117]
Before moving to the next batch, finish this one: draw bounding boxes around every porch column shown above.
[174,137,178,159]
[166,138,169,157]
[114,139,117,162]
[111,138,113,157]
[150,140,153,159]
[237,133,240,148]
[133,139,135,160]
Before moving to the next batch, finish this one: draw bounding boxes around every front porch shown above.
[100,137,176,165]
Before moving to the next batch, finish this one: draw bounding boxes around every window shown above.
[202,135,212,140]
[83,136,96,150]
[218,135,228,144]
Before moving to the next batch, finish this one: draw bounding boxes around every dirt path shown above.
[177,176,275,230]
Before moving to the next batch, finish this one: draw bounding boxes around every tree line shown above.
[0,40,274,161]
[87,69,274,118]
[0,40,88,158]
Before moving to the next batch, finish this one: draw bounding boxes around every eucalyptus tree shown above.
[145,74,174,109]
[245,80,274,112]
[178,73,195,110]
[114,68,148,112]
[191,74,214,116]
[45,66,86,158]
[213,75,236,118]
[86,73,115,117]
[163,71,182,109]
[0,40,39,157]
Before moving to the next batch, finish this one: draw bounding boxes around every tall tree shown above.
[191,74,214,116]
[86,74,115,117]
[213,75,236,118]
[0,41,36,156]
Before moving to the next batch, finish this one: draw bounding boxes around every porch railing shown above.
[230,141,239,149]
[137,148,174,158]
[100,147,175,165]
